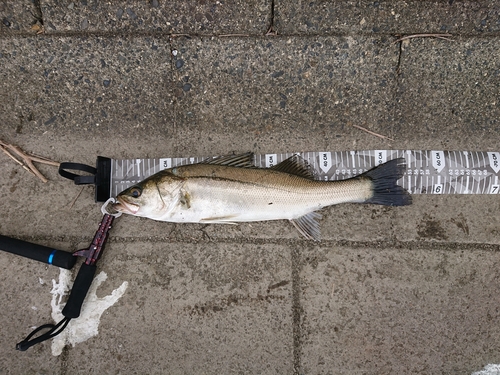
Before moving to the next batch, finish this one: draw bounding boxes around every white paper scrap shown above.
[50,269,128,356]
[472,364,500,375]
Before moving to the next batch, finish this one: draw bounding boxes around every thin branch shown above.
[24,153,60,166]
[68,186,85,210]
[394,33,453,43]
[351,124,394,142]
[219,34,251,37]
[0,145,36,176]
[0,138,60,182]
[169,33,191,38]
[265,26,278,36]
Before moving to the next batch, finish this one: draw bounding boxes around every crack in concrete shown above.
[396,39,403,75]
[167,35,178,154]
[291,246,303,375]
[267,0,276,35]
[6,234,500,253]
[32,0,44,25]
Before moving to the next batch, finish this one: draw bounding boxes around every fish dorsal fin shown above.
[203,152,254,168]
[290,212,322,241]
[271,155,317,179]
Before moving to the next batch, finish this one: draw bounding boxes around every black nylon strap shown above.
[59,157,112,202]
[59,162,97,185]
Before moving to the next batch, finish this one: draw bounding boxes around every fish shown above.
[113,153,411,240]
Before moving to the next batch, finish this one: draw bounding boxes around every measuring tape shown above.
[107,150,500,197]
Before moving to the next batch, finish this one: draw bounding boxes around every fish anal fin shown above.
[204,152,254,168]
[290,212,322,241]
[271,155,317,180]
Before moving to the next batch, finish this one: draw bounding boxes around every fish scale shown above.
[160,172,372,223]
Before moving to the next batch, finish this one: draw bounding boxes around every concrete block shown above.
[40,0,270,34]
[0,1,39,34]
[298,244,500,374]
[170,36,400,155]
[395,37,500,151]
[276,0,500,35]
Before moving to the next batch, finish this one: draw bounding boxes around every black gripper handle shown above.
[0,235,77,270]
[62,263,97,319]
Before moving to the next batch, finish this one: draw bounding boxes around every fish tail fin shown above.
[363,158,412,206]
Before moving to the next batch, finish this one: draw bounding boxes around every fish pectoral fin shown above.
[200,215,239,224]
[290,212,323,241]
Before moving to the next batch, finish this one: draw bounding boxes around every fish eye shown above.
[129,187,142,198]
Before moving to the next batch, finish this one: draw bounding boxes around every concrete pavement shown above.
[1,1,499,374]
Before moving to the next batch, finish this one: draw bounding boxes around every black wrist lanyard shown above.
[15,212,117,351]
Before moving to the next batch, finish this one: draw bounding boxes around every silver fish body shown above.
[113,153,411,240]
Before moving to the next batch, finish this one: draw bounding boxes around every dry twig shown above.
[0,139,60,183]
[351,124,394,142]
[394,33,453,43]
[169,33,192,38]
[219,34,251,37]
[30,23,45,35]
[68,186,85,209]
[265,26,278,36]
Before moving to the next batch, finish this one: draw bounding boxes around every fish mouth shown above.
[113,197,140,215]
